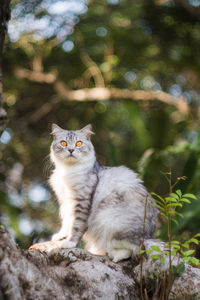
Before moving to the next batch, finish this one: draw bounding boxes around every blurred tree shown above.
[0,0,10,134]
[0,0,200,247]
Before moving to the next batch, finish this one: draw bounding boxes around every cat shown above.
[49,123,157,262]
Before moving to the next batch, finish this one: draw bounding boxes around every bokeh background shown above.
[0,0,200,248]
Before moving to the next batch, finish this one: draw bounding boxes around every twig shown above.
[80,51,105,87]
[140,194,149,300]
[144,288,149,300]
[160,271,167,300]
[165,168,173,300]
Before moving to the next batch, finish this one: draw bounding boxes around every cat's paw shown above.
[108,248,132,263]
[29,240,62,253]
[60,240,77,249]
[51,232,67,241]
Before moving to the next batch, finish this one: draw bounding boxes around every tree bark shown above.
[0,0,11,135]
[1,228,200,300]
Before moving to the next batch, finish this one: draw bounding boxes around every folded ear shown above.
[51,123,65,138]
[80,124,94,140]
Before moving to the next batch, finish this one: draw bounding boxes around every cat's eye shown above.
[60,140,67,147]
[76,141,83,147]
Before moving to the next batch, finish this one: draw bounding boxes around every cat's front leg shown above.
[51,230,67,241]
[60,199,91,249]
[51,203,71,241]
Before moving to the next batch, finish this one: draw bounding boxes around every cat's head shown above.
[50,124,95,165]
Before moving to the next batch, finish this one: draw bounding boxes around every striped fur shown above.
[49,124,158,262]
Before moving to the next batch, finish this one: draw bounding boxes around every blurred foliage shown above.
[0,0,200,248]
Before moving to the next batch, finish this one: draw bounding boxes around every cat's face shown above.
[50,124,95,165]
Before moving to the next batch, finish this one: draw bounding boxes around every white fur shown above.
[49,126,157,262]
[49,146,96,242]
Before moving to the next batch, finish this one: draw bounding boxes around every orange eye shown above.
[76,141,82,147]
[60,140,67,147]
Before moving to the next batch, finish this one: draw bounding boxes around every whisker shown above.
[43,154,54,178]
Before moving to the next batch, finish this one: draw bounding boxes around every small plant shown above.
[139,170,199,300]
[152,185,199,265]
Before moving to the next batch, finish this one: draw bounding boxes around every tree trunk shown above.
[0,0,11,135]
[1,228,200,300]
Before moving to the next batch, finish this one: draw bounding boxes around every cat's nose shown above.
[68,149,74,153]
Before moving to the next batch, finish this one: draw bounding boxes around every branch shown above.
[15,68,56,84]
[67,87,189,114]
[15,67,189,121]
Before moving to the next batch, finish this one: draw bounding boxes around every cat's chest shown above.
[50,169,97,201]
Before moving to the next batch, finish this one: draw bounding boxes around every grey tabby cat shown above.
[49,124,157,262]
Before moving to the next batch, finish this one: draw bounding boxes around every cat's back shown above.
[91,165,148,212]
[96,165,146,195]
[86,165,157,255]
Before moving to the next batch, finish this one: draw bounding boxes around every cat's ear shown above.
[80,124,94,140]
[51,123,65,138]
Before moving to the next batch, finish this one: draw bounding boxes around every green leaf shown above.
[171,265,177,275]
[183,193,197,200]
[160,212,168,220]
[151,192,166,204]
[180,198,191,204]
[182,257,200,266]
[167,203,182,208]
[153,204,166,213]
[150,245,162,252]
[176,262,185,275]
[190,258,200,266]
[182,242,189,249]
[139,249,146,254]
[148,274,154,279]
[170,193,179,200]
[151,254,162,260]
[168,210,183,217]
[176,190,182,197]
[174,211,184,218]
[187,238,199,245]
[160,257,165,262]
[172,219,179,225]
[182,257,190,263]
[181,250,195,257]
[194,233,200,238]
[171,249,178,256]
[171,244,180,250]
[154,199,165,207]
[167,210,176,214]
[165,197,177,203]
